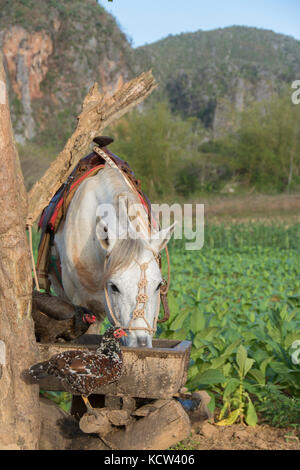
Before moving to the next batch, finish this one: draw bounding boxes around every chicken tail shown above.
[29,361,49,380]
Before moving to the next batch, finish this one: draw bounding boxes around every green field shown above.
[32,223,300,429]
[159,224,300,428]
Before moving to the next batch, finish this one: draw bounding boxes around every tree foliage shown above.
[222,90,300,191]
[109,102,206,199]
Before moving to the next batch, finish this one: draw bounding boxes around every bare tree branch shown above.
[27,70,157,225]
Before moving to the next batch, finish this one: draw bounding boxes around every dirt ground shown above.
[198,192,300,223]
[176,422,299,450]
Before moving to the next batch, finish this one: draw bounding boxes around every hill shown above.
[0,0,133,143]
[134,26,300,136]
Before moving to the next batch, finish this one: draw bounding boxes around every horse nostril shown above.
[137,336,148,348]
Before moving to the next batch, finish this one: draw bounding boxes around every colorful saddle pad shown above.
[36,147,152,291]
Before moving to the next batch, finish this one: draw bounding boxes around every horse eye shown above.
[110,283,120,293]
[156,281,163,291]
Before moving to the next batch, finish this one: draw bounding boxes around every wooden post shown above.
[0,54,40,449]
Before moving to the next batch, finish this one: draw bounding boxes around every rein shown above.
[27,223,40,292]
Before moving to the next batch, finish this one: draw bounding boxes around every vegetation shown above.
[110,102,206,199]
[18,141,60,190]
[255,385,300,430]
[1,0,134,145]
[108,90,300,198]
[3,0,300,167]
[157,224,300,429]
[0,0,107,33]
[218,91,300,192]
[3,3,299,196]
[20,90,300,195]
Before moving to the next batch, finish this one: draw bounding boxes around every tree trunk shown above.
[0,54,40,449]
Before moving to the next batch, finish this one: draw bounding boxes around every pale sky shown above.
[102,0,300,47]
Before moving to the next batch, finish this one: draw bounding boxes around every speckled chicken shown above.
[32,290,96,343]
[29,327,127,412]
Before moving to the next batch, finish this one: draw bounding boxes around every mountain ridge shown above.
[133,25,300,134]
[1,2,300,143]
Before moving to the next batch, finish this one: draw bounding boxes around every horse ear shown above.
[95,208,117,253]
[93,136,114,148]
[149,222,176,253]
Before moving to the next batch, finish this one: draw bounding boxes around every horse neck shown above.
[96,168,150,239]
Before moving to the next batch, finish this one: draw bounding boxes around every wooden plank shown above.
[72,333,183,354]
[173,340,192,388]
[173,340,192,351]
[73,336,182,351]
[37,338,190,358]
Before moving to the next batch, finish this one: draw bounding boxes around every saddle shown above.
[36,137,153,292]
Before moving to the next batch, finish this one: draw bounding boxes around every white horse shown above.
[50,165,174,347]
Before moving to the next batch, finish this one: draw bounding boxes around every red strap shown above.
[45,163,157,233]
[137,193,158,230]
[48,165,105,230]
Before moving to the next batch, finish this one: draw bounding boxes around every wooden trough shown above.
[37,336,193,450]
[37,337,191,399]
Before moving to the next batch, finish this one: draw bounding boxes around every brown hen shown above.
[29,327,127,413]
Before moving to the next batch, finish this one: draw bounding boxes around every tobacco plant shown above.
[158,223,300,427]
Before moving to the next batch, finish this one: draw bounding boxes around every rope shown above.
[27,224,40,292]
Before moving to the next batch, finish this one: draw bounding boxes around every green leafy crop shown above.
[158,223,300,428]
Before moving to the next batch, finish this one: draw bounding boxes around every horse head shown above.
[95,198,175,347]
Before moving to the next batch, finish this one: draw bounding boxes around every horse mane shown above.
[99,166,151,287]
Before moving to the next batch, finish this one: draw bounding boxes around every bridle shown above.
[103,248,170,335]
